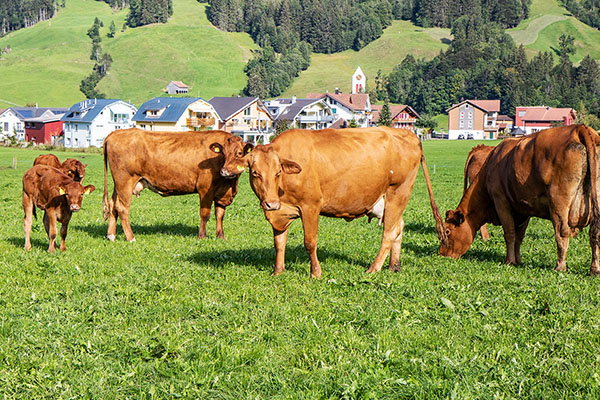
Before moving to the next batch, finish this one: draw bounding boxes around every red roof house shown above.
[514,106,576,134]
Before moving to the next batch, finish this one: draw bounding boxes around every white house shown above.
[62,99,137,148]
[0,108,25,141]
[166,81,189,95]
[133,97,220,132]
[264,97,333,130]
[306,90,371,128]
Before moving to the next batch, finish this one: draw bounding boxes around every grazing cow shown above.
[463,144,495,241]
[247,127,445,278]
[23,165,95,252]
[102,128,253,242]
[34,154,87,182]
[439,125,600,274]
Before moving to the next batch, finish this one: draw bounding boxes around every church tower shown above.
[351,66,365,94]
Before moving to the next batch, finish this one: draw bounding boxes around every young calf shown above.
[34,154,87,182]
[23,165,95,253]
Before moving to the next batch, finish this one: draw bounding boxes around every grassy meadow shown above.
[1,140,600,398]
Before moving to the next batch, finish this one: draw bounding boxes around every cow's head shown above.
[438,209,475,259]
[247,145,301,211]
[58,182,95,212]
[209,136,254,179]
[61,159,87,183]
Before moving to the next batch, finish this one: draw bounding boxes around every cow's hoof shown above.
[555,264,567,272]
[271,269,284,276]
[106,234,115,242]
[389,264,402,273]
[129,238,136,243]
[591,268,600,276]
[310,273,322,280]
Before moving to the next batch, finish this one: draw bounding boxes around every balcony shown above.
[297,115,333,123]
[187,117,216,128]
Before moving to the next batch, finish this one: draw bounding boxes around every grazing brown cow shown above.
[247,127,445,278]
[23,165,95,252]
[463,144,495,241]
[34,154,87,182]
[102,128,253,242]
[439,125,600,274]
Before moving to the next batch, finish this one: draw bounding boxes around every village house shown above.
[447,99,501,140]
[208,96,273,144]
[62,99,137,148]
[1,107,68,142]
[133,97,219,132]
[264,97,333,130]
[370,104,421,130]
[306,90,371,128]
[165,81,189,95]
[514,106,576,134]
[24,108,68,144]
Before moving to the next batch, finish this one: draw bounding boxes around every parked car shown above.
[458,134,465,140]
[467,133,474,140]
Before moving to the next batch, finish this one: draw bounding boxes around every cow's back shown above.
[271,127,421,216]
[33,154,61,169]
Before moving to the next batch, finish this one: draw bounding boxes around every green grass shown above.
[0,0,256,108]
[2,140,600,398]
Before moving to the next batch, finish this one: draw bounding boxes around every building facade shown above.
[134,97,219,132]
[514,106,576,134]
[370,104,420,130]
[0,108,24,141]
[208,96,273,144]
[264,97,333,130]
[166,81,189,94]
[24,109,68,144]
[447,100,501,140]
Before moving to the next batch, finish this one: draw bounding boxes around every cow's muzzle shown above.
[70,205,81,212]
[220,168,238,179]
[261,200,280,211]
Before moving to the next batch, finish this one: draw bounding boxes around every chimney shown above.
[335,88,340,94]
[291,96,296,104]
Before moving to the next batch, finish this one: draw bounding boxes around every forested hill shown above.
[0,0,58,36]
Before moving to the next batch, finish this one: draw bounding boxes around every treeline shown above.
[0,0,58,36]
[560,0,600,30]
[413,0,531,28]
[372,16,600,122]
[94,0,172,27]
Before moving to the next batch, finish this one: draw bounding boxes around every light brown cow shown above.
[463,144,495,241]
[102,128,253,242]
[23,165,95,252]
[247,127,445,278]
[439,125,600,274]
[33,154,87,182]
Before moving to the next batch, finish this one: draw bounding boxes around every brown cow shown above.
[34,154,87,182]
[23,165,95,252]
[246,127,445,278]
[439,125,600,274]
[102,128,253,242]
[463,144,495,241]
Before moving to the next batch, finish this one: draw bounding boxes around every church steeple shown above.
[351,66,365,94]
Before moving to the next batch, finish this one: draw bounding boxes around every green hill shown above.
[0,0,599,108]
[0,0,256,108]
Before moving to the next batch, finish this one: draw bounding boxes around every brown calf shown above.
[34,154,87,182]
[23,165,95,252]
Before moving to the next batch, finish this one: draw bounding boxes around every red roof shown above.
[447,99,500,113]
[307,92,369,111]
[521,107,575,122]
[371,104,420,122]
[170,81,188,88]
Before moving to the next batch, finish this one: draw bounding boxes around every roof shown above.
[497,114,513,121]
[275,98,326,121]
[62,99,134,123]
[208,96,259,121]
[307,92,369,111]
[371,104,421,122]
[329,118,347,129]
[447,99,501,113]
[133,97,200,122]
[24,109,68,123]
[12,107,69,120]
[169,81,188,88]
[519,107,575,122]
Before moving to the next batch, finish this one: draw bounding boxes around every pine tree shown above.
[108,20,116,38]
[378,97,393,127]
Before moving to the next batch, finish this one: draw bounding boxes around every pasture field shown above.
[1,140,600,398]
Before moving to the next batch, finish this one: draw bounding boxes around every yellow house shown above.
[208,97,274,143]
[133,97,219,132]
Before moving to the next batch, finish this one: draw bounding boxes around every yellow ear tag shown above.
[237,166,245,172]
[214,147,220,153]
[59,187,66,195]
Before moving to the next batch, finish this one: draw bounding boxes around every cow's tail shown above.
[102,138,111,220]
[581,125,600,223]
[420,143,447,245]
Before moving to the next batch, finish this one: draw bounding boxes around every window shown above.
[3,122,7,131]
[243,108,251,116]
[518,111,525,117]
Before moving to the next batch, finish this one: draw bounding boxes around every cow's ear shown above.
[84,164,88,168]
[243,143,254,155]
[58,186,66,195]
[84,185,96,194]
[454,210,465,225]
[209,143,223,154]
[281,159,301,174]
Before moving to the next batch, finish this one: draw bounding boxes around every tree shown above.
[378,97,393,127]
[108,20,116,38]
[275,119,290,136]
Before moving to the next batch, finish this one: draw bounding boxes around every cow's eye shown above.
[237,151,243,157]
[276,170,282,177]
[252,171,260,178]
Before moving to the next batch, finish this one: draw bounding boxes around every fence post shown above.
[433,164,436,174]
[13,156,17,170]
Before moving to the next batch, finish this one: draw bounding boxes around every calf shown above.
[439,125,600,274]
[23,165,95,253]
[34,154,87,182]
[247,127,445,278]
[463,144,495,240]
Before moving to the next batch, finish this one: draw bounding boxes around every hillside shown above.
[0,0,256,108]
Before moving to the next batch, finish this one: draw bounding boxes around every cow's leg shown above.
[480,223,490,241]
[22,193,33,251]
[301,207,322,279]
[590,217,600,274]
[59,216,71,252]
[493,200,518,264]
[198,193,213,240]
[214,203,226,240]
[106,189,118,241]
[368,184,412,273]
[550,211,571,272]
[273,227,289,276]
[114,179,138,242]
[45,210,58,253]
[514,217,530,265]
